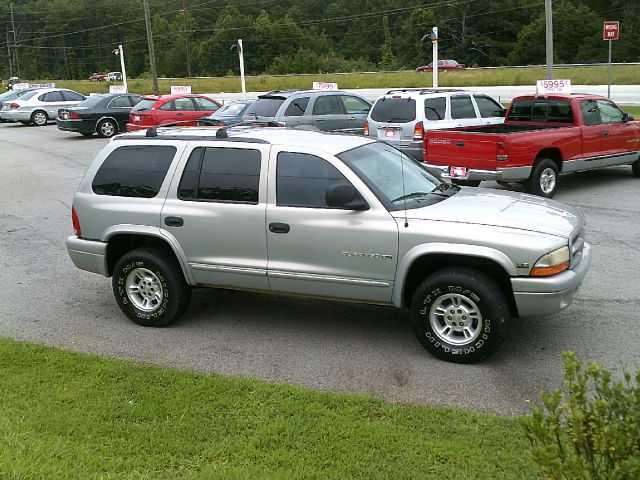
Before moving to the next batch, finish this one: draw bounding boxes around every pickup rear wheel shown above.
[112,248,191,327]
[409,267,510,363]
[527,158,559,197]
[632,158,640,177]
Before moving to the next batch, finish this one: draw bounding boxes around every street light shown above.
[112,45,128,93]
[230,39,246,100]
[421,27,439,88]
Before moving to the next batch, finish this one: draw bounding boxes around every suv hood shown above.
[398,187,584,238]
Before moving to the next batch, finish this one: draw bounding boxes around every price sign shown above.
[109,85,127,94]
[536,79,572,95]
[603,21,619,41]
[11,83,30,90]
[170,85,192,94]
[312,81,338,90]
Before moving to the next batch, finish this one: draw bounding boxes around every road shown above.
[1,122,639,415]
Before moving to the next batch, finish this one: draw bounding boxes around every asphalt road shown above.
[1,122,639,416]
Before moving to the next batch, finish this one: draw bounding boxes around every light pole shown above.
[231,39,246,100]
[113,45,128,93]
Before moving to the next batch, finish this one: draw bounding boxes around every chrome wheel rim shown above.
[125,267,164,312]
[100,121,115,137]
[33,112,47,125]
[539,168,557,194]
[429,293,482,345]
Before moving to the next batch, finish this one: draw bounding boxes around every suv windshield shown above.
[370,98,416,123]
[243,98,285,118]
[338,142,449,210]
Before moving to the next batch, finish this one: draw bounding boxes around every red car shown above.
[89,72,108,82]
[126,94,222,132]
[416,60,466,72]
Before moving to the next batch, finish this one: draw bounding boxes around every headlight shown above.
[530,246,570,277]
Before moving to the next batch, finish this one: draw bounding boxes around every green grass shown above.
[35,64,640,96]
[0,337,540,479]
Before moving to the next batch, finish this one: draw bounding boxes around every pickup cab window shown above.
[597,100,624,124]
[508,100,572,123]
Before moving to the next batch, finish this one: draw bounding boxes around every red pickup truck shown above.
[423,93,640,197]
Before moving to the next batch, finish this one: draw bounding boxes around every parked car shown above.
[242,89,371,133]
[106,72,123,82]
[365,88,505,160]
[416,60,466,71]
[66,126,591,364]
[0,88,86,126]
[197,100,254,127]
[89,72,108,82]
[423,93,640,196]
[126,94,222,132]
[57,93,142,138]
[0,87,38,122]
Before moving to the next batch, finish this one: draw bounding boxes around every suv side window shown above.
[283,97,309,117]
[92,145,176,198]
[424,97,446,120]
[474,95,504,118]
[178,147,260,204]
[312,95,343,115]
[596,99,624,124]
[450,95,477,119]
[276,152,357,208]
[340,96,370,114]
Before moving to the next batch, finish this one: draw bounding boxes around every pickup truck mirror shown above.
[325,183,369,211]
[622,113,634,122]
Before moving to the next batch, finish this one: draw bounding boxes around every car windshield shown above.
[338,142,452,210]
[211,102,248,118]
[132,99,157,111]
[370,98,416,123]
[243,98,285,118]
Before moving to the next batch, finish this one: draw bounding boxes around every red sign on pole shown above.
[603,21,620,41]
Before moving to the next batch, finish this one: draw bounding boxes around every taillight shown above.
[71,206,81,237]
[413,121,424,140]
[363,120,369,136]
[69,111,80,119]
[496,141,508,161]
[9,103,19,109]
[131,115,141,123]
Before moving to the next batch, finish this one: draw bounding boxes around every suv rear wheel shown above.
[112,248,191,327]
[409,267,510,363]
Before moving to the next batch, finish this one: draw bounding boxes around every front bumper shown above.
[0,109,32,122]
[424,163,532,182]
[511,242,592,317]
[66,235,109,277]
[56,118,96,134]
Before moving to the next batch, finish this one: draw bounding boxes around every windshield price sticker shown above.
[536,79,572,94]
[170,85,192,94]
[312,81,338,90]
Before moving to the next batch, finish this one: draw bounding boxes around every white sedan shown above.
[0,88,86,126]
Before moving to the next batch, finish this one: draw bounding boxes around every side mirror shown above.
[325,183,369,211]
[622,113,634,122]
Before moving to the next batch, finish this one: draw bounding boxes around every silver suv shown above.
[242,89,371,133]
[366,88,505,160]
[67,126,591,363]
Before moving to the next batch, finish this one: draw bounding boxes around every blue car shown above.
[198,100,254,126]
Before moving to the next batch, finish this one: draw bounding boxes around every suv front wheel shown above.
[112,248,191,327]
[409,267,509,363]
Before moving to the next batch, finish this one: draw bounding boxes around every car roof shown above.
[139,93,212,102]
[513,93,610,102]
[382,88,467,97]
[258,89,362,99]
[117,126,376,156]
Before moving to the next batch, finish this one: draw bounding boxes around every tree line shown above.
[1,0,638,81]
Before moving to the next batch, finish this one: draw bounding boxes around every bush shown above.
[523,351,640,479]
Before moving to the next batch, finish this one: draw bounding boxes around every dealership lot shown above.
[1,122,638,415]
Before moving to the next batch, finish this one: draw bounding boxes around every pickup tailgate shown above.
[424,130,502,172]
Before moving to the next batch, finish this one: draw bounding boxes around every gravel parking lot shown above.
[1,122,639,415]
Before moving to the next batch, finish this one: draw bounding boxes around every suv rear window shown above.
[92,145,176,198]
[370,98,416,123]
[244,98,286,118]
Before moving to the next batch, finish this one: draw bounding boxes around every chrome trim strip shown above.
[190,263,267,277]
[268,270,391,287]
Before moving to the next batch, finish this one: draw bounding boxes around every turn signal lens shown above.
[363,120,369,136]
[413,121,424,140]
[530,246,570,277]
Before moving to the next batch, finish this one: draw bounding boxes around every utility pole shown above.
[10,1,20,78]
[62,37,70,79]
[142,0,159,95]
[182,0,192,77]
[545,0,553,80]
[6,29,13,77]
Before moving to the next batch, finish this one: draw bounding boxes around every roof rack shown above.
[385,88,466,95]
[115,134,270,144]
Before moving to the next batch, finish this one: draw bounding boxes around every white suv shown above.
[365,88,505,160]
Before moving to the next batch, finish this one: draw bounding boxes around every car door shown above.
[173,97,198,124]
[472,94,505,126]
[449,94,481,128]
[40,91,66,118]
[311,94,347,131]
[193,97,221,121]
[108,95,136,129]
[596,99,640,167]
[161,143,270,290]
[339,95,371,133]
[60,90,85,111]
[265,146,399,303]
[278,96,310,128]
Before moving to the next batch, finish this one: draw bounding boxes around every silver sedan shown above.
[0,88,86,126]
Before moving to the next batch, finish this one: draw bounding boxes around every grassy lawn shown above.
[36,64,640,96]
[0,337,540,479]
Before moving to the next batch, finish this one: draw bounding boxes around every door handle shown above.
[164,216,184,227]
[602,130,609,137]
[456,141,465,147]
[176,113,184,117]
[268,222,290,234]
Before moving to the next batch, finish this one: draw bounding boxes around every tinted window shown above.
[128,95,142,106]
[41,91,64,102]
[370,98,416,122]
[92,145,176,198]
[424,97,446,120]
[597,100,624,124]
[507,100,533,121]
[312,95,343,115]
[159,101,174,111]
[132,99,156,111]
[62,91,85,101]
[548,101,573,123]
[341,96,370,114]
[193,97,220,111]
[178,148,260,204]
[213,102,249,118]
[450,95,476,119]
[580,100,600,126]
[277,152,350,208]
[474,95,504,118]
[283,97,309,117]
[244,98,285,118]
[78,95,107,108]
[16,90,39,101]
[174,98,195,111]
[109,96,133,108]
[532,102,549,121]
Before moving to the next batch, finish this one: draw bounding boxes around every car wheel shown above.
[112,248,191,327]
[451,179,481,187]
[632,158,640,177]
[31,110,48,126]
[527,158,558,197]
[409,267,510,363]
[97,119,117,138]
